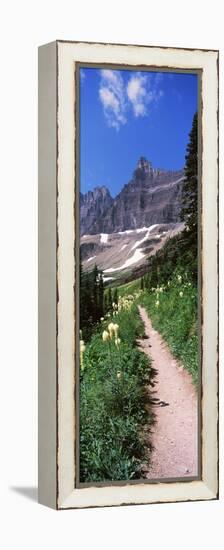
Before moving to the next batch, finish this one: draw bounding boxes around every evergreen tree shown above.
[113,287,118,305]
[108,287,113,311]
[92,264,99,322]
[180,112,198,280]
[180,112,198,235]
[104,292,108,313]
[98,271,104,317]
[80,263,105,340]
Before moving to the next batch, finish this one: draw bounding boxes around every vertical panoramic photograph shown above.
[78,65,199,484]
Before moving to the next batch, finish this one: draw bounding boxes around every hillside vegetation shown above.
[80,299,156,482]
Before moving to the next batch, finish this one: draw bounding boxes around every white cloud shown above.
[98,69,164,129]
[99,70,127,131]
[127,72,163,118]
[127,73,148,117]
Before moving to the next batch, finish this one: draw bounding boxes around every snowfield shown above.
[81,222,184,277]
[87,255,96,262]
[104,248,145,272]
[100,233,109,244]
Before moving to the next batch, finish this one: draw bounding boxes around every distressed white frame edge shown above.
[38,42,57,509]
[39,41,218,509]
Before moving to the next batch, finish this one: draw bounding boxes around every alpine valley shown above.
[80,157,185,285]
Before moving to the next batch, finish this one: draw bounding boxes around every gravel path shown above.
[138,305,198,480]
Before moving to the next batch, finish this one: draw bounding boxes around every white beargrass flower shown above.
[115,337,121,347]
[117,371,122,379]
[108,322,115,338]
[80,340,86,369]
[155,300,160,307]
[179,291,183,298]
[102,330,110,342]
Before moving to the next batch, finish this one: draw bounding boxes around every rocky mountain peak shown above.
[138,156,152,173]
[80,159,184,236]
[134,156,153,181]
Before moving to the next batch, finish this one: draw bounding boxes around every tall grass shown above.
[139,272,198,385]
[80,301,156,482]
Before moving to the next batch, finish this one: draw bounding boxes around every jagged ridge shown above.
[80,157,184,236]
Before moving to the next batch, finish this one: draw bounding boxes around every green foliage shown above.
[80,262,105,340]
[80,304,155,482]
[139,273,198,385]
[117,278,141,297]
[113,287,118,305]
[179,111,198,283]
[180,112,198,234]
[145,230,197,290]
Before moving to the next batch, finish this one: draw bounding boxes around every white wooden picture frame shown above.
[38,40,219,509]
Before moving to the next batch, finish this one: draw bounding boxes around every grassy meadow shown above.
[80,297,156,482]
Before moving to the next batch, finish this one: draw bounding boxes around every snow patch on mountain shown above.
[100,233,109,244]
[104,248,145,273]
[87,255,96,262]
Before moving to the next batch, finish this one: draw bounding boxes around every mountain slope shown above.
[81,222,184,284]
[80,157,184,236]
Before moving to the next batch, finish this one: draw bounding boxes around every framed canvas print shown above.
[38,40,219,509]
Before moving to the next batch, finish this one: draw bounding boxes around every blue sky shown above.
[80,67,198,197]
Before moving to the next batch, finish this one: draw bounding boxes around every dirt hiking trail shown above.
[138,305,198,480]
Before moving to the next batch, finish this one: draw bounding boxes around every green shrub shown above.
[80,304,155,482]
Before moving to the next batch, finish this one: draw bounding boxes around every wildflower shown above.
[102,330,110,342]
[117,371,122,379]
[167,281,170,287]
[100,317,104,321]
[113,323,119,337]
[80,340,86,369]
[115,337,121,347]
[108,322,115,338]
[155,300,160,307]
[177,275,182,282]
[179,291,183,298]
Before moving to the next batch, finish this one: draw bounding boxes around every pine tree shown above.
[104,292,108,313]
[113,287,118,305]
[108,287,113,311]
[180,112,198,280]
[180,112,198,235]
[92,264,99,322]
[98,271,104,317]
